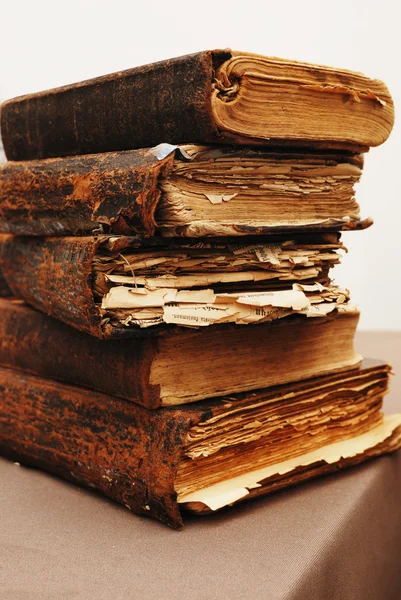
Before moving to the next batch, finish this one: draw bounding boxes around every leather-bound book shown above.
[1,362,400,528]
[0,50,394,161]
[0,298,362,408]
[0,145,368,237]
[0,233,351,337]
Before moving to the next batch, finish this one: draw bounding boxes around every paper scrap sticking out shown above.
[223,289,310,310]
[102,286,215,309]
[149,143,178,160]
[205,193,238,204]
[163,304,230,327]
[177,415,401,510]
[255,245,282,265]
[299,303,337,317]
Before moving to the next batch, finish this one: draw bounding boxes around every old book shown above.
[0,50,394,161]
[0,233,349,337]
[1,362,400,528]
[0,146,369,237]
[0,298,361,408]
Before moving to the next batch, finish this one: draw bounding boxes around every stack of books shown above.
[0,50,400,529]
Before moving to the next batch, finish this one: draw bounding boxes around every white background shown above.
[0,0,399,329]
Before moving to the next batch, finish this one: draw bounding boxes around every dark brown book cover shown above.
[0,365,191,528]
[1,50,393,161]
[1,50,229,161]
[1,364,400,528]
[0,298,162,408]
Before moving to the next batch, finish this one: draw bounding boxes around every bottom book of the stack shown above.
[1,361,400,529]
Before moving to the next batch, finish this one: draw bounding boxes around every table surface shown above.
[1,331,401,600]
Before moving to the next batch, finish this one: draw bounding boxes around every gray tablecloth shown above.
[1,331,401,600]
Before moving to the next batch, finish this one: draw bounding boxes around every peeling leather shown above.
[0,148,176,236]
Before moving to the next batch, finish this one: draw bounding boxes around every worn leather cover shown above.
[0,148,177,236]
[0,234,211,338]
[1,50,230,161]
[0,297,356,408]
[0,232,365,339]
[0,366,195,528]
[1,49,383,161]
[0,364,399,529]
[0,147,372,237]
[0,298,165,408]
[1,332,401,594]
[0,235,164,338]
[0,235,108,337]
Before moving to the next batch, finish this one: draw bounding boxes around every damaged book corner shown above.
[0,49,400,529]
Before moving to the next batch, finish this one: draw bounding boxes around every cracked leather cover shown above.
[1,363,398,528]
[0,366,198,528]
[1,50,230,161]
[0,148,176,236]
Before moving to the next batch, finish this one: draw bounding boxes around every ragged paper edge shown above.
[160,217,373,238]
[177,414,401,510]
[101,284,349,327]
[149,143,193,161]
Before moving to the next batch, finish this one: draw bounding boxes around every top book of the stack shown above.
[0,49,394,161]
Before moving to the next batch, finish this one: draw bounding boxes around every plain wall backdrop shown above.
[0,0,399,329]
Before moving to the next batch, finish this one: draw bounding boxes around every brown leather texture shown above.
[0,267,11,297]
[0,149,176,236]
[1,50,230,161]
[0,234,183,338]
[0,299,163,409]
[1,49,374,162]
[0,362,398,529]
[0,366,195,528]
[0,233,343,338]
[0,145,372,236]
[0,235,106,337]
[1,332,400,595]
[0,297,350,408]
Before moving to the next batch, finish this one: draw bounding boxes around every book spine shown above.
[0,235,105,336]
[0,148,176,236]
[0,235,169,339]
[1,50,230,161]
[0,367,193,527]
[0,298,163,408]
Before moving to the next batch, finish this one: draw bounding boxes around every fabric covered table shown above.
[1,331,400,600]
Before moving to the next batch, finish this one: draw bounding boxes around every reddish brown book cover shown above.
[1,363,399,528]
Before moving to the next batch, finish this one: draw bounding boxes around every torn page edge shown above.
[177,414,401,510]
